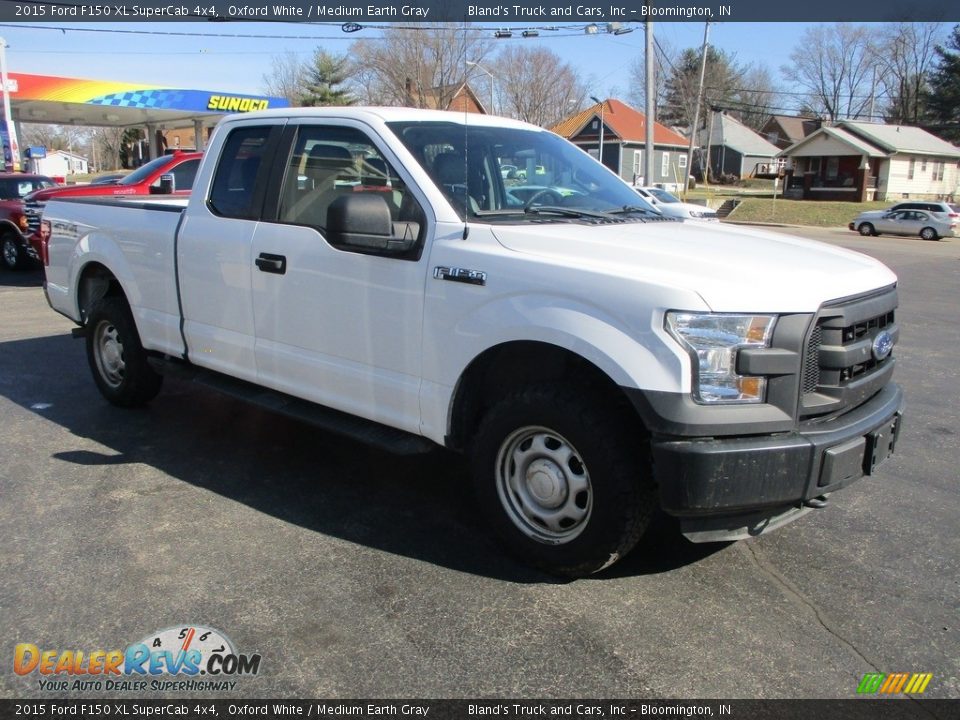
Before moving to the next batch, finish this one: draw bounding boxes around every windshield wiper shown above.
[523,205,612,218]
[606,205,661,216]
[473,206,611,220]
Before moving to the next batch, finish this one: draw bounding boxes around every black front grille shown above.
[801,289,898,417]
[802,325,822,393]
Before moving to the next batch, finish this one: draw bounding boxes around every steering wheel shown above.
[524,189,563,209]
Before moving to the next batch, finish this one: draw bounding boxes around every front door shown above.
[249,121,431,433]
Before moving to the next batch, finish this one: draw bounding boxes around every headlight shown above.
[666,312,777,404]
[688,211,705,218]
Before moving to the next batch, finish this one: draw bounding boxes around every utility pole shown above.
[644,10,655,187]
[685,22,710,195]
[590,95,605,168]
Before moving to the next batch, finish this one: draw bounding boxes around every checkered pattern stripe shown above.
[90,90,188,109]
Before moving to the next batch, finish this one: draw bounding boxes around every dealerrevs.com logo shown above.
[14,625,261,692]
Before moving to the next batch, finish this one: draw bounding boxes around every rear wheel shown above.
[85,296,163,407]
[919,226,939,241]
[1,232,25,271]
[858,223,875,237]
[471,384,655,577]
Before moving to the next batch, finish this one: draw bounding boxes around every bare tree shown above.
[733,65,783,130]
[489,46,586,127]
[348,24,491,109]
[781,24,877,122]
[876,23,943,124]
[92,127,125,171]
[20,123,89,152]
[628,38,673,113]
[263,50,307,106]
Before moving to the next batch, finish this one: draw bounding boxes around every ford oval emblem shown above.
[872,330,894,361]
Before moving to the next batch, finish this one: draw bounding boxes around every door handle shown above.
[255,253,286,275]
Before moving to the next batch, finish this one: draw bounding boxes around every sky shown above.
[0,20,948,111]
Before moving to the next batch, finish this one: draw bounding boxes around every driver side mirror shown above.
[150,174,175,195]
[326,193,420,255]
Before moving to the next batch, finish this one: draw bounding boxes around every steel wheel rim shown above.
[921,228,935,240]
[93,320,126,389]
[2,238,16,266]
[495,426,593,544]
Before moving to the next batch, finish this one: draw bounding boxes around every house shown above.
[34,150,88,177]
[696,112,781,180]
[404,80,487,114]
[779,121,960,202]
[760,115,820,151]
[550,99,690,188]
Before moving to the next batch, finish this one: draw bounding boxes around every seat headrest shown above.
[432,152,465,186]
[305,143,354,171]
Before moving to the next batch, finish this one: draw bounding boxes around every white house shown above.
[779,121,960,202]
[34,150,89,178]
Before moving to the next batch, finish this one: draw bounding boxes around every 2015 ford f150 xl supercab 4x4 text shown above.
[41,108,903,577]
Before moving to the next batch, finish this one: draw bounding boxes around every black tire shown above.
[85,296,163,407]
[1,232,26,271]
[858,223,875,237]
[471,383,656,577]
[919,226,939,241]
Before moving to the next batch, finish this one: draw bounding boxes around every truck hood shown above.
[490,220,897,313]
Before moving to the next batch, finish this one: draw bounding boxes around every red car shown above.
[25,151,202,262]
[0,173,58,271]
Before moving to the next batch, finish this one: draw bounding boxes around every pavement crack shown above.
[739,541,880,671]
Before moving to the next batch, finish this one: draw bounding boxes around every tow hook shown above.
[803,494,830,509]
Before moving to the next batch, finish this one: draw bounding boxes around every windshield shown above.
[647,188,680,204]
[386,121,655,221]
[0,177,55,199]
[118,155,173,186]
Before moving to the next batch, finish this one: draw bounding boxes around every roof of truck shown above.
[218,106,543,130]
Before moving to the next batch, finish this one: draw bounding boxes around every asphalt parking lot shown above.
[1,228,958,701]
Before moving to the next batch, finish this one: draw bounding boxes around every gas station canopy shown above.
[8,71,289,149]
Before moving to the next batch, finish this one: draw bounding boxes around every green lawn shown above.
[725,197,891,227]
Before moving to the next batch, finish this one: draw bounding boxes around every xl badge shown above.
[872,330,894,361]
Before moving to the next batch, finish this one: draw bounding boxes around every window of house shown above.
[661,152,670,177]
[908,158,915,180]
[826,157,839,179]
[921,158,927,172]
[678,154,687,168]
[633,150,641,178]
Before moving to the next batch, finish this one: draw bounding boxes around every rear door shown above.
[249,119,432,433]
[177,122,282,383]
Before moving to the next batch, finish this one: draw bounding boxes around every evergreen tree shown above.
[300,50,354,107]
[927,25,960,142]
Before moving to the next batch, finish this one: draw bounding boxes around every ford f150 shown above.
[41,108,903,576]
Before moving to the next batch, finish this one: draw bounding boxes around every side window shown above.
[209,126,273,220]
[170,159,200,191]
[277,125,425,259]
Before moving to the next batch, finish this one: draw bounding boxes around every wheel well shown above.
[77,263,125,323]
[447,341,644,451]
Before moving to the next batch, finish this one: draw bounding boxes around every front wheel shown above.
[858,223,875,237]
[471,384,655,577]
[919,226,939,241]
[85,296,163,407]
[1,233,26,271]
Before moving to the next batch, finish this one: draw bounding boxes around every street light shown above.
[590,95,605,168]
[466,60,496,116]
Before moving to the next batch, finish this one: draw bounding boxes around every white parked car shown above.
[634,186,718,221]
[849,208,957,241]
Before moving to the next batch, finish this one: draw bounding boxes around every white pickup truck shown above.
[42,108,903,577]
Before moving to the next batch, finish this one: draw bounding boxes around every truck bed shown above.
[44,196,189,359]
